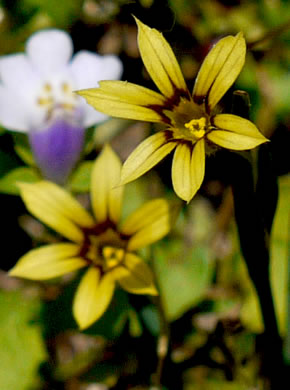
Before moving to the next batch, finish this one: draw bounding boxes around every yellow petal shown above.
[112,253,158,295]
[87,80,166,105]
[77,81,164,123]
[172,143,192,202]
[73,268,115,330]
[121,131,177,185]
[135,17,187,97]
[172,140,205,202]
[91,145,124,223]
[193,33,246,110]
[18,181,94,242]
[123,199,174,250]
[191,139,206,196]
[208,114,268,150]
[122,198,169,234]
[9,243,86,280]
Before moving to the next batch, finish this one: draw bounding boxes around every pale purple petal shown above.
[26,30,73,76]
[97,55,123,80]
[79,100,108,128]
[0,54,47,131]
[70,51,122,89]
[29,118,85,184]
[70,52,122,127]
[0,53,38,90]
[0,30,122,133]
[0,86,34,132]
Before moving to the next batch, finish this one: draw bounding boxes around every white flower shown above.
[0,29,122,183]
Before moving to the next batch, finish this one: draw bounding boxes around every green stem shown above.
[230,148,282,387]
[230,91,283,388]
[284,215,290,363]
[151,250,170,389]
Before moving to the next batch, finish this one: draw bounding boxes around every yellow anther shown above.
[62,82,72,94]
[184,117,206,139]
[43,83,52,92]
[103,246,124,269]
[193,129,206,138]
[37,97,54,106]
[61,103,75,111]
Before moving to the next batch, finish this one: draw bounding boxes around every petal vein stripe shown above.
[121,131,177,185]
[135,17,187,98]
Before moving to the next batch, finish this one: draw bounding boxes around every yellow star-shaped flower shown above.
[78,18,268,202]
[9,145,175,330]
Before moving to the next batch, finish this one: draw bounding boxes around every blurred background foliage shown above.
[0,0,289,389]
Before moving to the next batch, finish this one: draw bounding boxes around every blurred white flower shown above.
[0,29,122,183]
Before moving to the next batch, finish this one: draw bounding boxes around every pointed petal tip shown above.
[147,286,159,296]
[172,142,205,203]
[74,88,94,98]
[74,87,102,99]
[211,114,269,150]
[134,16,148,30]
[101,143,120,159]
[91,143,123,223]
[74,313,91,330]
[76,81,165,123]
[119,172,133,187]
[76,318,92,331]
[134,16,187,97]
[132,14,140,25]
[235,31,246,49]
[177,189,198,203]
[115,253,159,295]
[73,269,115,331]
[8,267,30,280]
[194,32,247,110]
[74,89,84,97]
[133,16,155,37]
[8,268,18,278]
[8,246,86,281]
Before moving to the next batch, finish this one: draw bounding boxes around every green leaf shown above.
[154,241,214,321]
[140,305,160,336]
[0,166,40,194]
[12,132,36,166]
[128,309,143,337]
[239,277,264,333]
[14,144,35,166]
[22,0,83,26]
[240,175,290,335]
[270,175,290,336]
[68,161,94,193]
[0,289,47,390]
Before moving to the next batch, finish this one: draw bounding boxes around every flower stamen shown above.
[36,80,78,120]
[185,117,206,139]
[103,246,125,270]
[37,97,53,106]
[62,82,72,94]
[44,83,52,92]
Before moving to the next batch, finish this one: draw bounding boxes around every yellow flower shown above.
[9,145,175,330]
[78,18,268,202]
